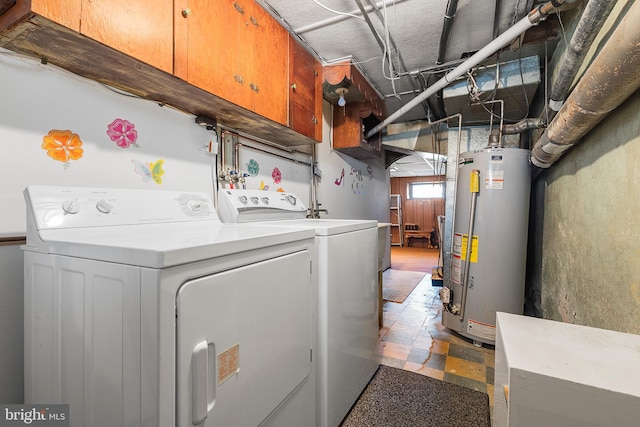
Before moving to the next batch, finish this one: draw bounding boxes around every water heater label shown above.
[451,255,461,284]
[460,234,479,263]
[485,170,504,190]
[467,319,496,341]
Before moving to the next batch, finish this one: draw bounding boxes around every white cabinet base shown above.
[494,312,640,427]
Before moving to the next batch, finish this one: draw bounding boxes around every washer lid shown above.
[31,221,314,268]
[23,185,314,268]
[268,219,378,236]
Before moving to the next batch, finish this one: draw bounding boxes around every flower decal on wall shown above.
[41,129,84,168]
[272,167,282,184]
[131,159,165,184]
[247,159,259,176]
[107,118,139,148]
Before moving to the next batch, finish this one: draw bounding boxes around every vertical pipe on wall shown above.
[531,0,640,168]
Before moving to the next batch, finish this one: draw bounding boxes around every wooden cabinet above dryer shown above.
[174,0,289,126]
[0,0,320,147]
[288,36,322,142]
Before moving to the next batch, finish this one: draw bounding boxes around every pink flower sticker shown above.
[272,167,282,184]
[107,118,138,148]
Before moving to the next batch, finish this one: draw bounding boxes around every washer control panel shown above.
[24,185,217,230]
[217,189,307,223]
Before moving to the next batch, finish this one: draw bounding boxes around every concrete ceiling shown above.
[258,0,565,176]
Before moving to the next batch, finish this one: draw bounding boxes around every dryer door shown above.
[176,250,312,427]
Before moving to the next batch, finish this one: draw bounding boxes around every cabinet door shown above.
[81,0,173,73]
[289,37,322,141]
[246,1,288,125]
[174,0,288,125]
[0,0,80,32]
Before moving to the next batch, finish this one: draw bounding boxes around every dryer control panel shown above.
[217,189,307,223]
[25,185,216,231]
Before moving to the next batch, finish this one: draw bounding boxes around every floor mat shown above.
[382,269,427,303]
[340,365,490,427]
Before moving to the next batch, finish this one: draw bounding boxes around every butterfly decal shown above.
[131,159,164,184]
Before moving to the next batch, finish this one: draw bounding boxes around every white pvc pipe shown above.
[365,1,560,138]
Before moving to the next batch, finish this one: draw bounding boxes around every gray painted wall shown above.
[527,0,640,334]
[536,90,640,334]
[0,244,24,403]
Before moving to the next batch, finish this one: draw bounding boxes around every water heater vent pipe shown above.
[365,0,566,139]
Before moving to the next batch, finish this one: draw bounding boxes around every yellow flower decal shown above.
[42,130,84,167]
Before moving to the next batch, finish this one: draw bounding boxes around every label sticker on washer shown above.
[467,319,496,341]
[218,344,240,385]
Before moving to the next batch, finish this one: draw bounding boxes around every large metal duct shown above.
[366,0,567,139]
[531,0,640,168]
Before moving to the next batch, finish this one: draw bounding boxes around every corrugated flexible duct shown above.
[531,0,640,168]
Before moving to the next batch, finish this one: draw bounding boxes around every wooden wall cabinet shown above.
[324,60,385,159]
[174,0,289,125]
[288,36,322,142]
[0,0,173,73]
[82,0,174,73]
[0,0,80,33]
[0,0,320,146]
[332,101,383,160]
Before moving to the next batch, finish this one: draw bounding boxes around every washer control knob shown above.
[285,195,297,205]
[96,199,113,214]
[238,196,248,204]
[261,197,269,205]
[62,199,80,214]
[187,200,202,212]
[249,196,259,205]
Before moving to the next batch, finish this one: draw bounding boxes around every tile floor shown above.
[377,273,496,419]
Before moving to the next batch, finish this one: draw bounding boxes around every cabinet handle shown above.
[312,116,318,125]
[234,74,244,84]
[291,83,297,91]
[233,2,244,15]
[250,16,259,27]
[250,83,259,93]
[181,8,191,18]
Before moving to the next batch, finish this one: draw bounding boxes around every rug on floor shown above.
[340,365,490,427]
[382,269,427,303]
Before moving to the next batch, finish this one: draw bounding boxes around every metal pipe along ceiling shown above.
[542,0,617,124]
[365,0,566,139]
[531,0,640,168]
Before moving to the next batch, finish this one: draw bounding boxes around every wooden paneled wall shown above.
[390,176,445,247]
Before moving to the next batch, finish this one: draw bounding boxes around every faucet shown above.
[306,203,328,218]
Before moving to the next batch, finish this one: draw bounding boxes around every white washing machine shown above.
[22,185,317,427]
[217,189,379,427]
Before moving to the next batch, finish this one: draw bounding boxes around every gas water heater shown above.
[442,148,531,345]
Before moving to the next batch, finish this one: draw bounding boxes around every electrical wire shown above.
[311,0,364,21]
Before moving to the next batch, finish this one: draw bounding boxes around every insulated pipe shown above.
[436,0,460,65]
[531,0,640,168]
[488,117,544,146]
[542,0,617,124]
[365,0,565,139]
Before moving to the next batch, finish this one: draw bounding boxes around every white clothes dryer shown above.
[217,189,379,427]
[22,185,316,427]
